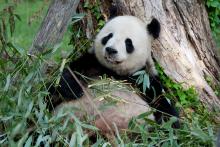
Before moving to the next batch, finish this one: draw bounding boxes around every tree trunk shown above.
[28,0,220,112]
[103,0,220,111]
[29,0,80,55]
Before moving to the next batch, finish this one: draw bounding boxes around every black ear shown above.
[109,5,118,19]
[147,18,161,39]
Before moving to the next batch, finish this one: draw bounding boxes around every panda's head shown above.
[94,16,160,76]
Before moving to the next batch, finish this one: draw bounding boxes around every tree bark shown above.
[104,0,220,111]
[29,0,80,55]
[28,0,220,112]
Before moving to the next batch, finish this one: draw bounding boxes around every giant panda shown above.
[48,14,180,134]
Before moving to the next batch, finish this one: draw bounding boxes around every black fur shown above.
[57,68,84,99]
[129,74,180,128]
[125,38,134,54]
[101,33,113,45]
[147,18,161,39]
[109,5,118,19]
[49,53,122,104]
[146,76,180,128]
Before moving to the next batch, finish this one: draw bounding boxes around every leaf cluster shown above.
[205,0,220,39]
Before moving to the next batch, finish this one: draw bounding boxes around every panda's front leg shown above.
[145,56,158,76]
[145,57,180,128]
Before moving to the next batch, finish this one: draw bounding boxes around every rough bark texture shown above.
[29,0,80,55]
[106,0,220,111]
[28,0,220,113]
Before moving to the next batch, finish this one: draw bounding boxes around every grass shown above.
[0,0,72,58]
[0,0,48,49]
[0,0,219,146]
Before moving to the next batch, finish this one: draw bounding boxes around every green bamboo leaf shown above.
[61,117,70,131]
[0,134,7,144]
[24,135,32,147]
[137,75,143,85]
[25,101,33,118]
[4,74,11,91]
[102,142,111,147]
[18,86,24,107]
[24,72,34,84]
[35,135,43,147]
[17,132,29,147]
[69,132,76,147]
[71,13,86,24]
[14,14,21,21]
[81,123,99,131]
[137,111,154,119]
[191,127,211,142]
[7,42,25,56]
[143,73,150,94]
[9,13,15,36]
[12,122,23,137]
[132,70,145,76]
[1,18,7,42]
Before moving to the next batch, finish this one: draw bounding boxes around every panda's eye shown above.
[101,33,113,45]
[125,38,134,54]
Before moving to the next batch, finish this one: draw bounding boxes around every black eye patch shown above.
[101,33,113,45]
[125,38,134,54]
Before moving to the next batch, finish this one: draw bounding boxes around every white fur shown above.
[55,89,154,134]
[94,16,156,76]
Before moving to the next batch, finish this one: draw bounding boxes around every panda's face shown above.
[94,16,153,76]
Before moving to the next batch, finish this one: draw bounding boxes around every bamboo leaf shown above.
[69,132,77,147]
[3,74,11,91]
[17,132,29,147]
[24,135,32,147]
[18,86,24,107]
[143,73,150,94]
[132,70,145,76]
[81,123,99,131]
[25,101,34,118]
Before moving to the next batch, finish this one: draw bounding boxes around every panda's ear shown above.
[109,5,118,19]
[147,18,161,39]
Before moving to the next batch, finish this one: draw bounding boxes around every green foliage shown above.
[132,64,200,109]
[0,0,219,146]
[156,63,218,128]
[83,0,105,31]
[126,114,216,147]
[0,0,51,49]
[205,0,220,39]
[0,30,99,147]
[69,0,105,61]
[119,64,218,146]
[133,70,150,94]
[0,4,18,50]
[156,64,219,127]
[156,64,199,108]
[69,13,91,61]
[0,1,98,146]
[214,85,220,96]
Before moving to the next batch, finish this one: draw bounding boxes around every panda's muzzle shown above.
[104,56,122,64]
[105,58,122,64]
[105,47,122,64]
[106,47,118,55]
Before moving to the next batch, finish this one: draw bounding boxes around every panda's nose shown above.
[106,47,118,55]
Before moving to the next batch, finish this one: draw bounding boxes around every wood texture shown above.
[110,0,220,110]
[29,0,80,55]
[28,0,220,113]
